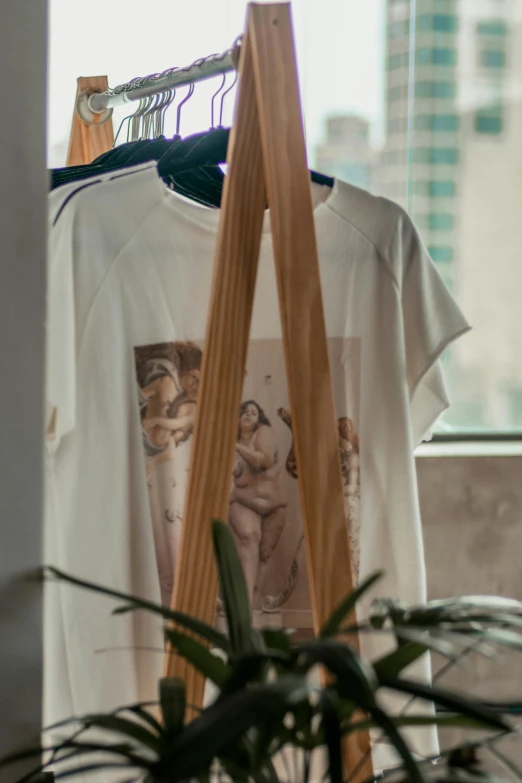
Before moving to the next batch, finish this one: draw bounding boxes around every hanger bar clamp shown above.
[84,47,238,120]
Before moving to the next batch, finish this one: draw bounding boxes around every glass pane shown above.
[48,0,522,435]
[380,0,522,435]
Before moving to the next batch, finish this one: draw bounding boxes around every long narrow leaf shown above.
[164,677,312,780]
[211,520,261,654]
[116,703,164,736]
[165,628,231,687]
[160,677,186,738]
[46,566,231,653]
[217,652,284,698]
[320,571,383,638]
[486,743,522,782]
[344,713,505,734]
[378,675,510,731]
[463,627,522,652]
[54,763,138,781]
[319,691,343,783]
[369,705,424,783]
[373,642,434,678]
[67,714,161,753]
[298,639,378,705]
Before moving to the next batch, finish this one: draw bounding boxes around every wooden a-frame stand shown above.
[68,3,374,778]
[164,4,374,780]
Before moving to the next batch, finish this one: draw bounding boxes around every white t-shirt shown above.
[45,162,470,772]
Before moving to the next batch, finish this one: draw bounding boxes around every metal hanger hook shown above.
[130,97,146,141]
[157,89,176,137]
[210,73,227,129]
[218,70,238,127]
[175,83,195,137]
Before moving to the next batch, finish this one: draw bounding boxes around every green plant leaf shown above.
[217,651,290,698]
[115,703,164,737]
[418,595,522,614]
[370,598,408,629]
[165,628,231,687]
[72,715,161,753]
[319,691,343,783]
[50,738,151,766]
[392,627,458,658]
[261,628,294,654]
[53,762,138,781]
[211,520,261,654]
[373,642,434,678]
[46,565,231,653]
[158,680,306,782]
[377,675,510,731]
[370,704,425,783]
[344,713,506,734]
[320,571,383,637]
[403,596,522,628]
[297,639,378,706]
[159,677,186,738]
[465,627,522,652]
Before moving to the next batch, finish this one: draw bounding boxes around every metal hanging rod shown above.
[84,43,239,119]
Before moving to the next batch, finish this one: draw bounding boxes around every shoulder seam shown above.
[324,199,401,290]
[52,166,157,227]
[52,179,103,226]
[76,194,164,363]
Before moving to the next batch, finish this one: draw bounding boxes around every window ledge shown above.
[416,440,522,457]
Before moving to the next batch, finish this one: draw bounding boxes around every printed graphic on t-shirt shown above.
[134,338,361,626]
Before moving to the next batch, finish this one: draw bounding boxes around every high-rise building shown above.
[382,0,522,430]
[314,115,378,192]
[383,0,460,292]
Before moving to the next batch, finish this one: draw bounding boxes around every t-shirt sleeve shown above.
[46,202,78,452]
[399,214,471,445]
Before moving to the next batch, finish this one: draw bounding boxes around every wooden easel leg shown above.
[67,76,114,166]
[164,11,267,713]
[248,4,374,781]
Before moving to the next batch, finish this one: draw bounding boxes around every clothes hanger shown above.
[51,67,333,198]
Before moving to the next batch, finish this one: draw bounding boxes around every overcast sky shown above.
[48,0,386,162]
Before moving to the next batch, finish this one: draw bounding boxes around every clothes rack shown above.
[87,47,237,113]
[67,5,374,780]
[67,46,238,165]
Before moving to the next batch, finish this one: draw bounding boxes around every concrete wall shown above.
[0,1,47,779]
[418,456,522,768]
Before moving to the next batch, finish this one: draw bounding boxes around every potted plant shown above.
[3,520,521,783]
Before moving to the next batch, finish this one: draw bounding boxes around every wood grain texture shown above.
[66,76,114,166]
[164,26,267,710]
[248,5,373,780]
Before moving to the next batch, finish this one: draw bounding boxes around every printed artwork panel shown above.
[134,338,361,626]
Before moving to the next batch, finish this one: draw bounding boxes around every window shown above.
[383,149,406,165]
[417,14,458,33]
[388,85,404,101]
[415,180,456,197]
[413,147,459,164]
[389,117,407,133]
[415,114,460,131]
[48,0,522,436]
[416,48,457,66]
[389,53,404,70]
[429,180,456,197]
[389,20,408,38]
[429,246,454,262]
[415,81,456,99]
[478,20,507,36]
[475,109,503,134]
[480,49,506,68]
[428,213,455,230]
